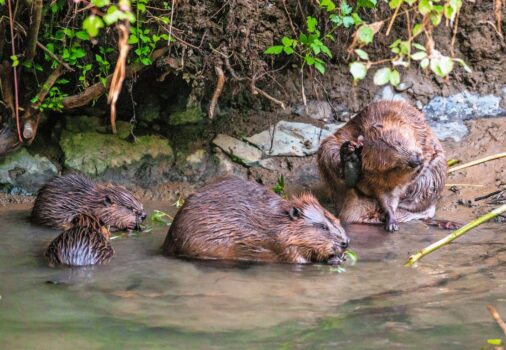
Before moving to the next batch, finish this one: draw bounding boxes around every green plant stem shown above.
[448,152,506,173]
[404,204,506,267]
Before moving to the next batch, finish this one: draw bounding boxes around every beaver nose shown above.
[140,212,147,221]
[340,240,349,249]
[408,154,422,168]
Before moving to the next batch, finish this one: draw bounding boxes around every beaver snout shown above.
[140,211,147,221]
[340,239,350,249]
[408,154,423,168]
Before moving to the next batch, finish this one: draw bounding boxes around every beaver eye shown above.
[319,224,329,231]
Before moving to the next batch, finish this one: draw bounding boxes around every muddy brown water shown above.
[0,202,505,349]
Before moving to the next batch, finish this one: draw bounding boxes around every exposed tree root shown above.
[208,65,225,119]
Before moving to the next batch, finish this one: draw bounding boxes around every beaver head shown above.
[93,184,146,231]
[361,123,423,176]
[72,213,111,239]
[280,194,349,265]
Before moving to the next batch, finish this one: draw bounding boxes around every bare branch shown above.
[208,65,225,119]
[25,0,43,62]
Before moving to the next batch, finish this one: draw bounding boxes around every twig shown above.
[251,83,286,110]
[36,42,74,72]
[487,305,506,336]
[448,153,506,173]
[495,0,503,37]
[31,65,63,109]
[108,21,130,134]
[6,0,22,143]
[25,0,43,62]
[449,7,460,57]
[404,204,506,266]
[62,46,169,110]
[386,1,402,36]
[208,65,225,119]
[475,190,503,202]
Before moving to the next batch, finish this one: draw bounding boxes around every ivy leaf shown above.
[357,26,374,45]
[83,15,104,37]
[389,69,400,86]
[430,5,444,26]
[412,43,426,51]
[354,49,369,60]
[340,0,353,15]
[411,51,427,60]
[373,67,391,85]
[388,0,403,9]
[128,35,139,44]
[413,23,423,37]
[305,55,315,65]
[343,16,355,28]
[91,0,109,7]
[75,30,90,40]
[420,57,429,69]
[264,45,284,55]
[282,36,294,47]
[349,61,367,81]
[283,46,294,55]
[330,14,343,26]
[319,0,336,12]
[351,13,363,25]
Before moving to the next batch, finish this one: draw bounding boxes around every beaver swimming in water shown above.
[318,100,448,232]
[45,213,114,266]
[163,176,350,265]
[31,173,146,231]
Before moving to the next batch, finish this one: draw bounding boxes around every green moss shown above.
[65,116,132,140]
[168,106,204,125]
[60,131,173,176]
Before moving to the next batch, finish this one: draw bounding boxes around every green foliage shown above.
[264,0,469,87]
[149,210,172,226]
[272,175,286,197]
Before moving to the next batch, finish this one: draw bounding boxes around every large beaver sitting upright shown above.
[163,176,350,264]
[31,173,146,231]
[318,100,447,232]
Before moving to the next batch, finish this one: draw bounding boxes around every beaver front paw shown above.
[340,139,363,188]
[384,217,399,232]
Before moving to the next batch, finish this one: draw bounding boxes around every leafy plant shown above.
[272,175,287,198]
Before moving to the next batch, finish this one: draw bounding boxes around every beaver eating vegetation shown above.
[162,176,350,265]
[31,173,146,231]
[318,100,449,232]
[45,213,114,266]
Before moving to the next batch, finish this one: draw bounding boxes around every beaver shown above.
[162,176,350,265]
[31,173,146,231]
[45,213,114,266]
[318,100,448,232]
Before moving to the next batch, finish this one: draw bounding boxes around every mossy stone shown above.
[168,107,204,125]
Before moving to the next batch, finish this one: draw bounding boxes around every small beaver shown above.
[318,100,447,232]
[31,173,146,231]
[45,213,114,266]
[163,176,350,265]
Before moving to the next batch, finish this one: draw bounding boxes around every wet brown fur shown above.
[45,213,114,267]
[163,176,350,264]
[31,173,146,231]
[317,100,447,231]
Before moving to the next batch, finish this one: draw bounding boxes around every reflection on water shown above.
[0,203,505,349]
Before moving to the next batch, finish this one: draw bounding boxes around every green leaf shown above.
[264,45,284,55]
[418,0,432,15]
[344,250,358,266]
[282,36,295,47]
[454,58,472,73]
[321,45,332,58]
[487,339,503,346]
[330,14,343,26]
[388,0,403,9]
[92,0,109,7]
[72,48,86,59]
[83,15,104,37]
[319,0,336,12]
[412,43,426,51]
[283,46,294,55]
[430,5,444,26]
[56,78,70,84]
[299,33,308,44]
[405,0,416,4]
[420,57,429,69]
[430,56,454,77]
[307,16,318,33]
[357,26,374,45]
[160,16,170,24]
[340,0,353,15]
[349,61,367,81]
[355,49,369,60]
[311,43,321,55]
[10,55,19,67]
[389,69,400,86]
[411,51,427,60]
[399,40,410,55]
[75,30,90,40]
[314,61,326,74]
[357,0,377,9]
[305,55,315,65]
[343,16,355,28]
[351,13,363,25]
[373,67,391,85]
[413,23,423,37]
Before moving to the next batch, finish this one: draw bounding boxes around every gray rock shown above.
[258,158,279,171]
[374,85,407,102]
[423,91,506,141]
[246,121,345,157]
[295,100,333,121]
[214,149,248,178]
[0,148,58,194]
[212,134,262,166]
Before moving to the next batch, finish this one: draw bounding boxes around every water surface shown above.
[0,203,505,349]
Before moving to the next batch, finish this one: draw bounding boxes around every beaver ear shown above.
[357,135,364,145]
[104,195,113,207]
[288,207,302,220]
